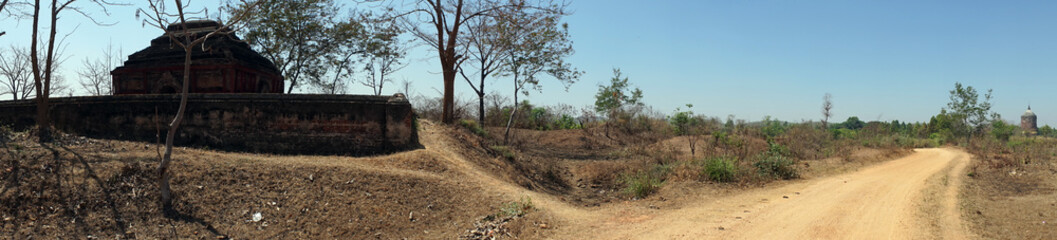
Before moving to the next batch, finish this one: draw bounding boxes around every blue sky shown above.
[1,1,1055,125]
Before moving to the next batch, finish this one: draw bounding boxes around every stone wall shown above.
[0,94,418,155]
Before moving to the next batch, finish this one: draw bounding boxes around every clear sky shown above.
[1,1,1055,125]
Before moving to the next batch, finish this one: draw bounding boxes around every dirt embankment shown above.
[0,121,540,239]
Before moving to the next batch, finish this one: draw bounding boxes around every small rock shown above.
[251,212,263,222]
[795,192,800,195]
[735,217,742,219]
[783,196,789,199]
[718,226,725,230]
[539,223,548,229]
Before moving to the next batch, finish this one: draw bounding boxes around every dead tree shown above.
[139,0,259,211]
[822,93,832,129]
[0,46,34,100]
[26,0,118,142]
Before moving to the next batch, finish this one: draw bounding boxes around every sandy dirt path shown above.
[554,148,972,240]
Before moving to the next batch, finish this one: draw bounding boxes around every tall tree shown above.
[945,82,997,145]
[77,42,120,95]
[401,0,570,124]
[594,68,642,137]
[0,46,34,100]
[224,0,363,93]
[27,0,114,141]
[458,8,508,123]
[821,93,832,129]
[497,0,580,142]
[140,0,259,211]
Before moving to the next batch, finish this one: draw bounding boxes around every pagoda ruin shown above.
[110,20,283,95]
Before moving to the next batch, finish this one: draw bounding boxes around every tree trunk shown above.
[504,91,518,144]
[478,92,485,125]
[159,46,193,211]
[442,64,455,124]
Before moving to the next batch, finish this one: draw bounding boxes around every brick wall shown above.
[0,94,418,155]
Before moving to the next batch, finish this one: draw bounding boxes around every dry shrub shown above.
[574,161,629,186]
[667,161,703,182]
[779,125,829,160]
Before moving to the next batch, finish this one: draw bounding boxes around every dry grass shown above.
[962,136,1057,239]
[0,129,502,239]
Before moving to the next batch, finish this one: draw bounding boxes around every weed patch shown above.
[703,157,737,182]
[754,155,799,180]
[621,170,663,198]
[459,119,488,137]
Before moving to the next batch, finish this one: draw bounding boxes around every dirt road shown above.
[551,148,972,239]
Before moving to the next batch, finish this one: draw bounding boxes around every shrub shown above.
[991,120,1017,142]
[498,197,534,218]
[754,154,799,180]
[621,170,663,198]
[490,145,516,160]
[553,114,581,130]
[458,119,487,137]
[703,157,737,182]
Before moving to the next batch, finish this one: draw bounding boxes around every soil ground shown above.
[0,120,1029,239]
[961,150,1057,240]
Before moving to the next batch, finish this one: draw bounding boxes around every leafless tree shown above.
[139,0,259,211]
[25,0,118,142]
[457,7,508,123]
[822,93,832,129]
[0,46,34,100]
[361,15,407,95]
[77,42,120,95]
[0,0,10,38]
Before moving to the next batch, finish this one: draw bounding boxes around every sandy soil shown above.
[543,148,972,239]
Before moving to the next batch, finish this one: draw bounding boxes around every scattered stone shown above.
[718,226,725,230]
[795,192,800,195]
[251,212,263,222]
[783,195,789,199]
[539,223,548,229]
[648,205,660,210]
[735,217,742,219]
[461,215,514,240]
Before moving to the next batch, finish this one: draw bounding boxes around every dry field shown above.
[0,120,1041,239]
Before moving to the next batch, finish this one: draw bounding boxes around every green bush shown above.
[458,119,488,137]
[498,197,534,218]
[830,128,858,140]
[490,145,516,160]
[622,170,663,198]
[754,154,799,180]
[553,114,581,130]
[991,121,1017,142]
[704,157,737,182]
